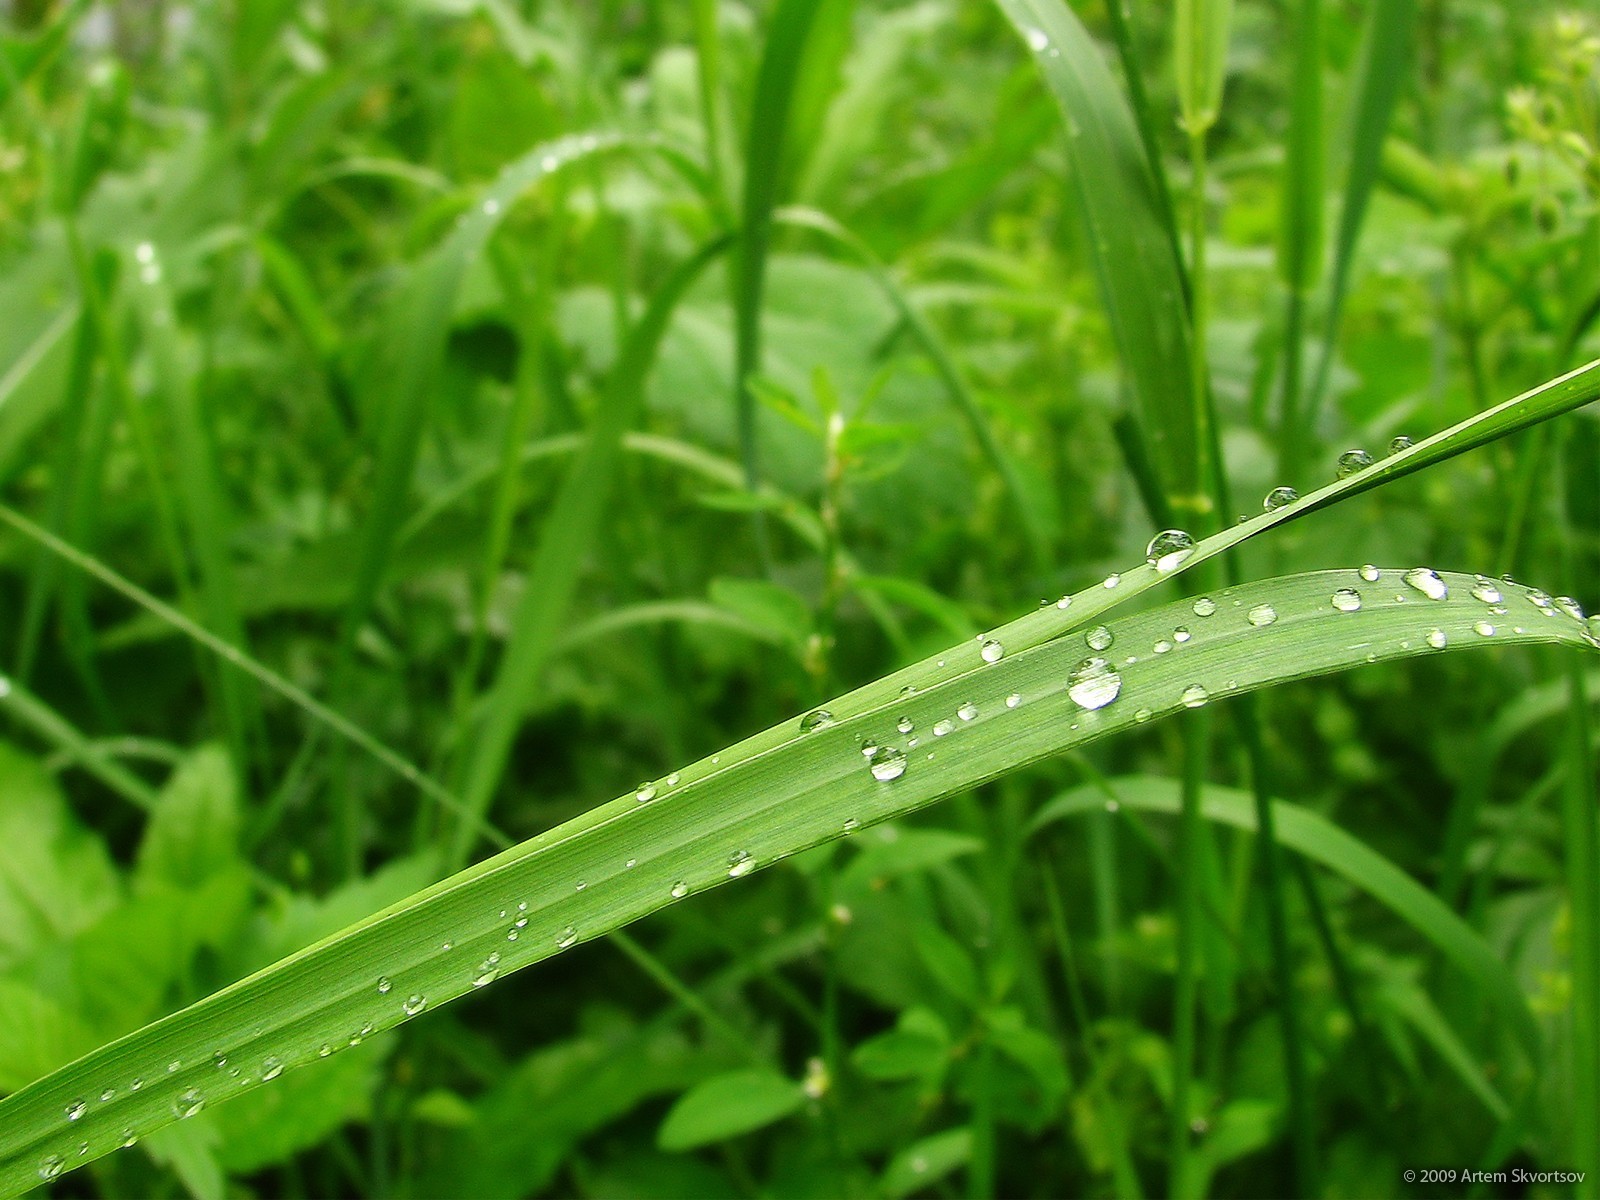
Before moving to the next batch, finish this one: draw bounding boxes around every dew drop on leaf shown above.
[1056,595,1072,609]
[1474,621,1496,637]
[1388,435,1414,454]
[635,782,657,803]
[38,1155,65,1182]
[1247,604,1277,627]
[727,850,755,877]
[261,1056,284,1081]
[1555,596,1585,620]
[1086,625,1114,651]
[173,1088,205,1119]
[1336,449,1374,478]
[376,977,391,995]
[1005,692,1022,708]
[557,926,578,949]
[1173,627,1191,643]
[897,715,914,733]
[402,994,427,1016]
[799,708,834,733]
[869,746,908,781]
[1427,629,1447,649]
[1146,529,1196,571]
[1402,567,1449,600]
[932,718,954,737]
[1068,658,1122,711]
[1180,684,1210,708]
[65,1098,86,1121]
[1359,564,1381,582]
[1263,486,1298,511]
[843,817,860,834]
[1103,572,1121,589]
[1470,575,1502,603]
[1154,639,1173,654]
[980,638,1004,663]
[957,700,978,721]
[1192,597,1217,617]
[670,881,689,899]
[1331,589,1362,613]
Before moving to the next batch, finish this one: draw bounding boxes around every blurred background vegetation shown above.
[0,0,1597,1196]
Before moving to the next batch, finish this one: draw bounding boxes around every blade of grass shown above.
[995,0,1198,512]
[447,236,733,871]
[3,565,1590,1192]
[1303,0,1418,430]
[1560,663,1599,1185]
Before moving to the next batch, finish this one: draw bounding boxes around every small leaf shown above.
[136,744,240,891]
[656,1069,805,1151]
[881,1127,972,1198]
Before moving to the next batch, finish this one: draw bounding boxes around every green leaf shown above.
[1175,0,1233,136]
[655,1069,806,1152]
[707,577,814,650]
[135,745,240,891]
[0,983,97,1094]
[881,1126,972,1198]
[851,1007,950,1082]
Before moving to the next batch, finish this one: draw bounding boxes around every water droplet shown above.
[513,915,528,929]
[99,1088,114,1103]
[666,772,681,786]
[261,1056,284,1081]
[1470,575,1502,603]
[481,197,501,216]
[1025,26,1049,51]
[670,880,690,899]
[1527,589,1554,611]
[1473,621,1496,637]
[932,718,955,737]
[1068,658,1122,710]
[473,955,501,987]
[1388,435,1414,454]
[1336,448,1374,478]
[1585,616,1600,647]
[1005,692,1022,708]
[957,700,978,721]
[1402,567,1449,600]
[1331,588,1362,613]
[1056,595,1072,609]
[800,708,835,733]
[636,782,657,803]
[1173,627,1191,643]
[842,817,860,834]
[1180,684,1210,708]
[1359,564,1381,582]
[167,1061,181,1073]
[1146,529,1196,571]
[121,1128,139,1148]
[552,924,577,949]
[401,994,427,1016]
[130,1079,142,1091]
[1263,486,1299,511]
[1193,597,1217,617]
[506,929,519,941]
[1247,604,1278,627]
[173,1088,204,1119]
[868,745,908,781]
[540,153,559,172]
[1153,639,1173,654]
[980,638,1004,663]
[376,976,391,995]
[1086,625,1114,651]
[38,1154,65,1181]
[66,1098,86,1121]
[1134,708,1152,723]
[625,858,636,869]
[898,685,917,698]
[895,715,914,735]
[574,879,587,892]
[728,850,755,877]
[1555,596,1585,620]
[1427,629,1447,649]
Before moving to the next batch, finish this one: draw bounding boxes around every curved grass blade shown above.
[2,567,1591,1193]
[1024,780,1536,1107]
[447,236,733,870]
[1029,774,1535,1089]
[994,0,1197,507]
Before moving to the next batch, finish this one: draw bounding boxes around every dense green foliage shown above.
[0,1,1597,1197]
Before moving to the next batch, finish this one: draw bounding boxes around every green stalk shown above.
[1560,663,1600,1191]
[1169,710,1208,1198]
[1276,0,1324,484]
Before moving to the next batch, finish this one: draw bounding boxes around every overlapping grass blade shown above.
[2,564,1592,1192]
[994,0,1197,508]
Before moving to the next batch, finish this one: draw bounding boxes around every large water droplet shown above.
[1336,448,1374,478]
[1331,588,1362,613]
[66,1098,86,1121]
[1555,596,1585,620]
[957,700,978,721]
[670,880,689,899]
[173,1088,205,1119]
[1247,604,1278,627]
[1527,589,1554,612]
[727,850,755,877]
[1263,486,1299,511]
[1473,620,1496,637]
[896,715,914,733]
[556,926,578,949]
[1103,573,1121,589]
[1005,692,1022,708]
[1359,564,1381,582]
[1388,435,1414,454]
[1055,595,1072,610]
[402,994,427,1016]
[38,1154,65,1181]
[1427,629,1447,650]
[1402,568,1448,600]
[1470,576,1502,604]
[1068,658,1122,711]
[869,745,908,781]
[980,638,1004,663]
[1193,597,1217,617]
[1146,529,1196,571]
[800,708,834,733]
[842,817,860,834]
[932,718,954,737]
[1086,625,1114,651]
[1025,26,1049,51]
[376,976,391,995]
[1173,627,1191,643]
[1153,639,1173,654]
[635,782,657,803]
[1180,684,1210,708]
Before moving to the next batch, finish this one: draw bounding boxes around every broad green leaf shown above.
[851,1006,949,1082]
[656,1069,806,1152]
[881,1126,972,1198]
[135,745,240,892]
[0,984,97,1094]
[0,743,120,970]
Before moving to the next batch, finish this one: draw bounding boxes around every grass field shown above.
[0,1,1598,1197]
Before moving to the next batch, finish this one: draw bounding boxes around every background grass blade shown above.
[995,0,1198,511]
[2,566,1590,1192]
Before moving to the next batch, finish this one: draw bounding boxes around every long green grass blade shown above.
[2,563,1591,1192]
[995,0,1197,508]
